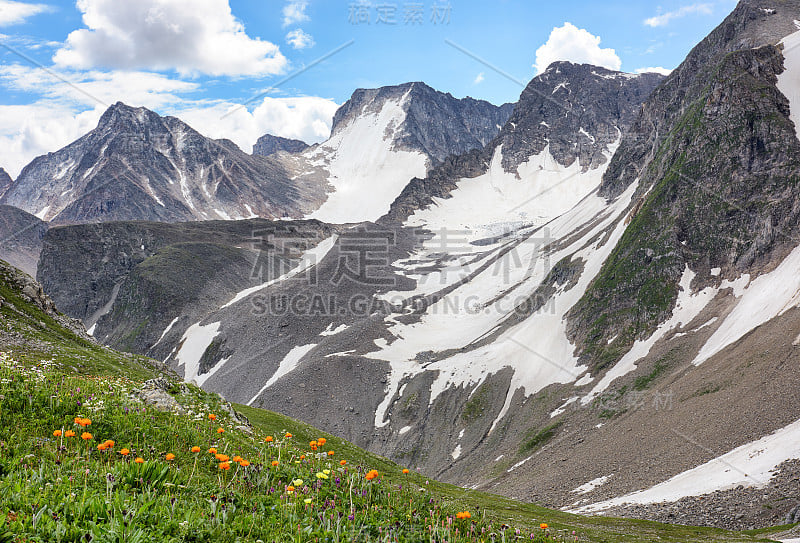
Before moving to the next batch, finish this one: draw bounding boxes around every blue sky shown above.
[0,0,738,175]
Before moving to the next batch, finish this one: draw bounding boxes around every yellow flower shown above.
[322,469,330,475]
[303,498,312,504]
[293,479,304,486]
[315,472,328,480]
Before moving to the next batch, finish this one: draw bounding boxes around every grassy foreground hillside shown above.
[0,260,788,542]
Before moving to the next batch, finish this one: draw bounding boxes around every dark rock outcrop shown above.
[0,205,48,277]
[253,134,309,156]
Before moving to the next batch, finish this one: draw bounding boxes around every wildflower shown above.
[540,523,548,530]
[65,430,76,438]
[209,414,217,421]
[165,453,176,461]
[402,468,410,474]
[265,436,273,443]
[119,448,130,456]
[81,432,92,441]
[340,460,347,466]
[286,485,295,493]
[216,427,224,434]
[191,446,201,453]
[97,443,107,451]
[327,450,334,456]
[284,432,292,438]
[271,460,279,467]
[232,455,243,463]
[365,469,379,481]
[310,440,318,448]
[299,454,306,460]
[215,454,230,462]
[219,462,231,471]
[316,472,328,480]
[74,417,91,427]
[53,430,62,437]
[318,437,327,445]
[293,479,304,486]
[304,498,312,504]
[135,458,144,464]
[239,459,250,467]
[456,511,472,520]
[208,447,217,454]
[323,469,331,475]
[104,440,115,448]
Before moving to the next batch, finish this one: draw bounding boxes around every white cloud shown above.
[0,64,199,109]
[0,0,48,26]
[53,0,287,77]
[282,0,309,27]
[534,22,621,74]
[286,28,314,50]
[0,103,105,177]
[644,4,713,27]
[176,96,339,153]
[635,66,673,76]
[473,72,484,84]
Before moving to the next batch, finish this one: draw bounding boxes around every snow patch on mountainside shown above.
[574,417,800,513]
[368,178,639,431]
[693,242,800,366]
[406,139,619,240]
[176,321,222,385]
[777,29,800,143]
[247,343,317,406]
[306,90,428,223]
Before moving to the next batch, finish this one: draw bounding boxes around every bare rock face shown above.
[253,134,309,156]
[0,205,47,276]
[0,103,327,225]
[0,168,11,198]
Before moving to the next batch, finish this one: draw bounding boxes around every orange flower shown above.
[208,447,217,454]
[540,523,548,530]
[265,436,273,443]
[165,453,176,461]
[97,443,107,451]
[286,485,295,493]
[402,468,409,474]
[209,414,217,421]
[135,457,144,464]
[365,469,379,481]
[318,438,327,446]
[215,454,230,462]
[239,459,250,467]
[74,417,91,427]
[53,429,62,437]
[216,427,225,434]
[340,460,347,466]
[327,450,334,456]
[119,448,130,456]
[219,462,231,471]
[309,440,318,448]
[310,445,317,451]
[191,446,201,453]
[104,440,115,448]
[299,455,306,460]
[81,432,93,441]
[232,455,243,463]
[271,460,279,467]
[65,430,76,438]
[284,432,292,438]
[456,511,472,520]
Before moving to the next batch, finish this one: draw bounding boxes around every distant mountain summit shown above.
[0,102,325,224]
[253,134,309,156]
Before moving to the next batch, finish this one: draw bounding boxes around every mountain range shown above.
[2,0,800,531]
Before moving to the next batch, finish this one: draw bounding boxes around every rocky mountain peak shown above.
[253,134,310,156]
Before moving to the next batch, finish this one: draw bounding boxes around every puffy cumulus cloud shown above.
[635,66,673,76]
[0,103,105,176]
[175,96,339,153]
[53,0,287,77]
[282,0,309,27]
[0,64,199,110]
[534,22,621,74]
[0,0,48,26]
[644,4,713,28]
[286,28,314,50]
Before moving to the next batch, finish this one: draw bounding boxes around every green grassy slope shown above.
[0,260,788,542]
